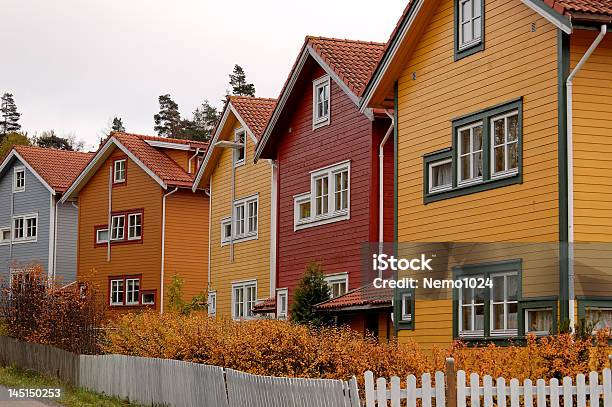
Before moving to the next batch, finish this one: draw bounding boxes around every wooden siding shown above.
[276,63,394,309]
[77,149,164,312]
[164,149,191,174]
[394,0,561,347]
[209,117,272,318]
[164,189,209,303]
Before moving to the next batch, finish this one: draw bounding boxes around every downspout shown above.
[188,148,201,174]
[207,175,212,293]
[379,110,395,261]
[269,159,278,297]
[52,198,60,280]
[107,165,112,262]
[230,153,235,263]
[160,186,179,314]
[566,24,607,329]
[9,183,14,259]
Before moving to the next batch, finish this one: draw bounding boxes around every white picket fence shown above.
[364,367,612,406]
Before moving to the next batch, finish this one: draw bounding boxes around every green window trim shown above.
[394,287,415,331]
[518,297,558,337]
[577,296,612,321]
[452,259,522,340]
[424,98,523,204]
[454,0,485,61]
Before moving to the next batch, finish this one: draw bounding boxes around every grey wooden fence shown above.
[225,368,359,407]
[0,336,80,385]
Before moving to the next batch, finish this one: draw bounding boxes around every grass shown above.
[0,364,143,407]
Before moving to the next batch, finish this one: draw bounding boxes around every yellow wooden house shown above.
[361,0,612,348]
[192,96,277,319]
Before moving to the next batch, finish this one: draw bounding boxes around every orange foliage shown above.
[104,312,612,382]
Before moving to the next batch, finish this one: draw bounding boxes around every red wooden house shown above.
[254,36,395,338]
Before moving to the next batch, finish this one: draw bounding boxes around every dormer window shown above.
[455,0,484,60]
[313,76,330,129]
[113,159,126,184]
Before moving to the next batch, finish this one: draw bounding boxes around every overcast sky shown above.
[1,0,405,150]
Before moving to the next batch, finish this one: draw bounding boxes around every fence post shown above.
[446,357,457,407]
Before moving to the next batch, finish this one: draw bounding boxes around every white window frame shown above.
[233,129,246,167]
[489,271,519,337]
[294,161,350,230]
[13,166,25,193]
[125,278,140,305]
[490,111,519,179]
[127,213,142,241]
[232,280,257,320]
[96,228,109,244]
[458,274,485,338]
[457,121,483,186]
[111,215,125,241]
[585,307,612,333]
[224,195,259,245]
[113,159,126,184]
[324,272,348,299]
[313,75,331,129]
[276,288,288,319]
[208,291,217,316]
[458,0,483,50]
[220,217,232,244]
[12,213,38,243]
[401,292,413,322]
[110,279,124,306]
[428,158,452,194]
[0,227,11,245]
[141,292,155,305]
[524,307,553,336]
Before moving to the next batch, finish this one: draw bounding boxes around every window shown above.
[325,273,348,299]
[110,279,124,305]
[221,218,232,244]
[401,292,413,322]
[491,111,519,177]
[276,289,288,319]
[225,196,258,244]
[128,213,142,240]
[111,215,125,241]
[113,159,126,184]
[454,260,521,340]
[232,281,257,319]
[294,161,350,230]
[490,272,518,335]
[586,308,612,332]
[0,228,11,244]
[424,99,522,204]
[313,76,330,128]
[234,130,245,166]
[125,278,140,305]
[208,292,217,316]
[141,291,155,305]
[13,167,25,192]
[525,308,553,336]
[110,276,142,306]
[12,214,37,242]
[428,158,452,193]
[455,0,484,60]
[457,122,483,185]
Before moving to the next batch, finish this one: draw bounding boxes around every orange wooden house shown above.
[61,132,209,313]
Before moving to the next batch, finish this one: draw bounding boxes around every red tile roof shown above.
[229,97,277,141]
[252,297,276,313]
[307,37,386,97]
[111,132,209,187]
[13,146,94,193]
[315,284,393,311]
[548,0,612,17]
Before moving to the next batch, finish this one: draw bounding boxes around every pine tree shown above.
[111,117,125,132]
[290,262,331,326]
[229,65,256,97]
[0,93,22,140]
[153,94,182,137]
[189,100,219,141]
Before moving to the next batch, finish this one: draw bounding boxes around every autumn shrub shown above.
[0,265,106,354]
[103,311,611,383]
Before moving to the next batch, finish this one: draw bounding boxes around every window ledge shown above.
[425,172,521,204]
[221,232,258,246]
[455,40,484,61]
[295,210,349,231]
[313,118,330,130]
[1,238,38,245]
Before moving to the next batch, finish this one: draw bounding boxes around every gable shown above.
[0,151,55,194]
